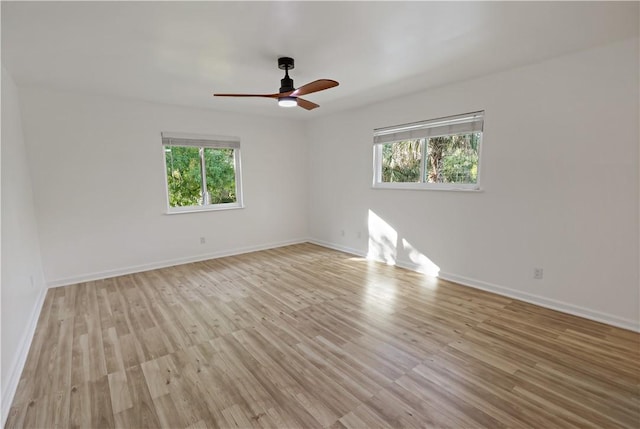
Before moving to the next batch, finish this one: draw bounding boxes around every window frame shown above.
[161,132,244,214]
[372,111,484,191]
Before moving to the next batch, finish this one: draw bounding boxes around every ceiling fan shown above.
[214,57,339,110]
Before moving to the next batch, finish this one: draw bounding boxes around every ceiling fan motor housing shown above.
[280,76,294,93]
[278,57,295,93]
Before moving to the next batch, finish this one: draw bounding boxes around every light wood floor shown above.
[5,243,639,428]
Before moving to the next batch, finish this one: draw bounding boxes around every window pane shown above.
[381,140,422,183]
[204,148,237,204]
[426,133,480,184]
[165,146,203,207]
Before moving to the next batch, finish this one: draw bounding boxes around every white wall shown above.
[307,38,640,330]
[1,68,47,422]
[18,89,309,285]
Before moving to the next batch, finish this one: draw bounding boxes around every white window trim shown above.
[163,202,243,215]
[161,132,244,214]
[372,111,484,191]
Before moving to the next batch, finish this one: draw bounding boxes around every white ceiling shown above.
[2,1,638,118]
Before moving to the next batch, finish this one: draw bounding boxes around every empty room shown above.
[1,1,639,428]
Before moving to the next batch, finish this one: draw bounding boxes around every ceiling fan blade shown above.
[213,93,279,98]
[291,79,339,97]
[297,98,319,110]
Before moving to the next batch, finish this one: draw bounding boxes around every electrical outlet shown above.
[534,268,543,280]
[357,231,362,239]
[200,237,206,244]
[340,229,345,237]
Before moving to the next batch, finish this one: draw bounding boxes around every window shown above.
[373,111,483,190]
[162,132,243,213]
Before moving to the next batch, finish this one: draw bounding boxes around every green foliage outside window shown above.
[427,133,479,183]
[381,140,422,182]
[165,146,237,207]
[204,148,236,204]
[381,133,479,184]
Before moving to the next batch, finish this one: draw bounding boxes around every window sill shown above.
[372,183,482,192]
[165,203,244,215]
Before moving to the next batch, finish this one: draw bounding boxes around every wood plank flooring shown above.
[5,243,640,428]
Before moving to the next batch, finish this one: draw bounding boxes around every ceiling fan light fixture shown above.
[278,96,297,108]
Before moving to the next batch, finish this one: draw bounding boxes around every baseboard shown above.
[1,287,47,427]
[438,272,639,332]
[47,238,309,288]
[307,238,366,258]
[309,239,640,333]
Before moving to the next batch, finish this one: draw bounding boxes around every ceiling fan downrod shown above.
[278,57,296,106]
